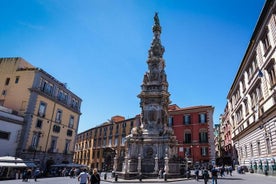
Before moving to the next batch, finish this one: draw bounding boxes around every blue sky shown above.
[0,0,265,133]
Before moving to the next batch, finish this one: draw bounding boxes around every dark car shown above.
[237,165,248,173]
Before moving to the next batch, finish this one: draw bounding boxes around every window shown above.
[244,99,249,115]
[199,113,207,123]
[199,132,208,143]
[97,138,101,147]
[257,141,261,156]
[168,117,174,127]
[185,147,191,156]
[201,147,208,156]
[236,106,243,123]
[40,78,53,96]
[250,143,254,157]
[15,76,20,84]
[38,102,46,117]
[183,115,191,125]
[49,137,57,152]
[116,125,119,134]
[93,139,97,148]
[55,109,62,123]
[102,138,106,147]
[266,138,271,154]
[36,119,43,128]
[5,78,10,85]
[31,133,40,148]
[67,130,73,137]
[261,29,271,55]
[0,130,10,140]
[121,136,126,145]
[65,140,70,153]
[245,145,248,158]
[57,90,68,103]
[242,77,246,91]
[184,132,192,143]
[240,147,243,158]
[114,137,118,146]
[266,60,276,87]
[2,90,6,96]
[69,116,74,128]
[71,98,79,110]
[130,121,134,128]
[53,125,61,133]
[108,138,112,146]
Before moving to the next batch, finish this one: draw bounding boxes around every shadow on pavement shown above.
[218,177,244,180]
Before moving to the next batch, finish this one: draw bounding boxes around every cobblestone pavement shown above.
[1,171,276,184]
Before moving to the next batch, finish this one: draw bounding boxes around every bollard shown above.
[104,172,107,180]
[164,173,167,181]
[112,171,115,178]
[115,174,118,182]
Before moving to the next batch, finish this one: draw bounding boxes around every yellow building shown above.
[74,115,137,171]
[0,57,82,172]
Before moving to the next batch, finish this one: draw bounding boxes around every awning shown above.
[0,156,36,168]
[0,162,27,167]
[25,162,37,168]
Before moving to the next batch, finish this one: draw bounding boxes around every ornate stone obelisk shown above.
[118,13,179,179]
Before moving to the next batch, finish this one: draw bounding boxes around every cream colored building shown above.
[221,0,276,175]
[0,106,24,157]
[0,57,82,171]
[73,115,136,171]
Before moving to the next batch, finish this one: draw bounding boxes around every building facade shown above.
[0,106,24,156]
[169,104,215,167]
[221,0,276,175]
[0,57,82,172]
[73,115,137,171]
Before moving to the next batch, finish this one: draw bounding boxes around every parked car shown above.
[237,165,248,174]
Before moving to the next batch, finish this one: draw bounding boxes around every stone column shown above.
[113,155,117,172]
[124,156,128,174]
[164,154,169,174]
[154,154,159,174]
[137,154,141,174]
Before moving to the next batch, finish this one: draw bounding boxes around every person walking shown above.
[34,168,40,182]
[211,166,218,184]
[90,168,100,184]
[78,169,90,184]
[195,168,199,181]
[229,166,233,176]
[203,168,209,184]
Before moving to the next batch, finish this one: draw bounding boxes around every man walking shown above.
[211,166,218,184]
[78,169,90,184]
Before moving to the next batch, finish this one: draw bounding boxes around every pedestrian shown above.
[220,166,225,177]
[22,169,27,182]
[34,168,40,182]
[25,168,32,182]
[203,168,209,184]
[211,166,218,184]
[229,166,232,176]
[70,168,75,178]
[195,168,199,181]
[78,169,90,184]
[158,168,163,178]
[90,168,100,184]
